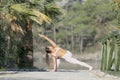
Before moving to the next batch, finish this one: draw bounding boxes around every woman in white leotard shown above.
[39,34,93,72]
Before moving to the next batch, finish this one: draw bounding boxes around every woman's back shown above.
[52,47,67,58]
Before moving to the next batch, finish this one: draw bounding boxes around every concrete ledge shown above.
[0,70,119,80]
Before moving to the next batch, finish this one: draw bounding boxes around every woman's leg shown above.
[62,51,93,70]
[65,57,92,70]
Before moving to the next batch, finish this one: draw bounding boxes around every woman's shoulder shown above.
[54,46,60,49]
[54,46,66,51]
[54,47,61,51]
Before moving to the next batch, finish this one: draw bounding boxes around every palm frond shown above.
[10,3,30,14]
[5,14,17,22]
[10,3,52,24]
[114,0,120,3]
[45,3,62,16]
[10,21,24,35]
[0,13,5,19]
[32,10,52,24]
[29,16,43,25]
[29,0,44,5]
[10,21,16,31]
[18,25,24,35]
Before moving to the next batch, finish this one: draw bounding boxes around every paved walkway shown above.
[0,70,119,80]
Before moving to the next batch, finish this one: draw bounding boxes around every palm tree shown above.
[10,3,52,68]
[0,0,61,68]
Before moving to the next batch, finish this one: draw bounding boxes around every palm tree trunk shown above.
[18,20,33,68]
[5,35,10,68]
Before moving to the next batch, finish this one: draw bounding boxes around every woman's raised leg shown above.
[62,51,93,70]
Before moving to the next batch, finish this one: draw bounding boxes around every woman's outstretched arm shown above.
[39,34,57,47]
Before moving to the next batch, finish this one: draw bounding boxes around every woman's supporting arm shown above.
[52,56,57,72]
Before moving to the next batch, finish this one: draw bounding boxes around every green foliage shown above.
[113,0,120,25]
[0,0,61,69]
[101,31,120,71]
[100,0,120,70]
[10,3,52,24]
[52,0,118,53]
[0,0,120,69]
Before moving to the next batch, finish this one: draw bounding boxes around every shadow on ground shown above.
[0,68,47,75]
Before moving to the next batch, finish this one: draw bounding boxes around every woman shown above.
[39,34,93,72]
